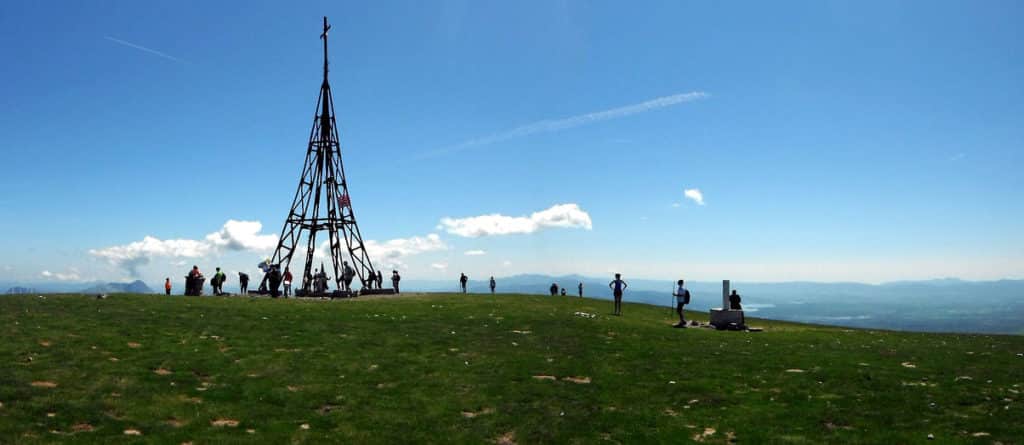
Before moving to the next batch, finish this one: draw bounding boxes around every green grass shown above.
[1,293,1022,444]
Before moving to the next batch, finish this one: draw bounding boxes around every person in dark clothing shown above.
[342,261,355,292]
[560,288,566,296]
[609,273,628,316]
[376,270,384,289]
[549,283,558,296]
[238,272,250,295]
[729,290,742,310]
[459,273,468,293]
[673,279,691,328]
[489,276,496,294]
[391,270,401,293]
[578,282,584,298]
[268,265,283,298]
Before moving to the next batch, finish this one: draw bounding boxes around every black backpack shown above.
[683,289,691,304]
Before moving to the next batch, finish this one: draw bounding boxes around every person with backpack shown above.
[549,283,559,296]
[489,276,496,294]
[376,270,384,289]
[608,273,628,316]
[391,270,401,293]
[212,267,227,296]
[268,265,282,298]
[673,279,692,328]
[459,273,469,293]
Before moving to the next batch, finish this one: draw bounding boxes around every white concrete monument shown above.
[709,279,745,329]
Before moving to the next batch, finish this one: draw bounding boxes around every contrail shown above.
[104,36,184,63]
[419,91,708,158]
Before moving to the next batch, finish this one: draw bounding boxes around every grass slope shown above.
[1,293,1022,444]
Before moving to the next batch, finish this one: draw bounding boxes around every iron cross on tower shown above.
[269,16,379,296]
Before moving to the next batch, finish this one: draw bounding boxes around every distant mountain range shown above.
[405,274,1024,335]
[80,280,154,294]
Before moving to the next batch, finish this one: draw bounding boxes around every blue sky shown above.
[1,1,1022,286]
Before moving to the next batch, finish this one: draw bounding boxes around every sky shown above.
[1,1,1022,288]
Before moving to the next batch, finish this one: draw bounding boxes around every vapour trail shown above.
[104,36,185,63]
[419,91,708,158]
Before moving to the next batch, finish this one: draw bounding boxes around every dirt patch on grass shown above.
[211,419,239,427]
[108,357,119,362]
[495,431,517,445]
[127,342,142,348]
[562,376,591,384]
[461,407,495,418]
[532,375,556,381]
[123,429,142,436]
[70,423,94,433]
[901,362,916,368]
[165,418,186,428]
[664,408,678,416]
[30,381,58,388]
[287,385,301,392]
[318,404,338,415]
[785,369,805,373]
[693,427,716,442]
[39,340,52,347]
[512,330,532,334]
[154,368,172,375]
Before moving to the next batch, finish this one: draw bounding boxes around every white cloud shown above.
[364,233,448,269]
[90,220,277,277]
[671,202,681,208]
[430,263,448,271]
[464,250,486,256]
[440,203,593,238]
[41,269,81,281]
[422,91,708,158]
[684,189,705,206]
[205,220,278,251]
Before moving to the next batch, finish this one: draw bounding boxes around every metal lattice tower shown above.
[269,16,376,294]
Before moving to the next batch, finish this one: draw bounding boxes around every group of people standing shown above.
[166,263,403,298]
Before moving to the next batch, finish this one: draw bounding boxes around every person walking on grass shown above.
[268,265,282,298]
[673,279,691,328]
[460,273,469,293]
[578,282,584,298]
[489,276,496,294]
[164,278,172,296]
[609,273,628,316]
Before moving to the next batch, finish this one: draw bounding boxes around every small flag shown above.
[338,193,351,207]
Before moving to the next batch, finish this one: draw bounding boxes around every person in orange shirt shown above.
[164,278,172,295]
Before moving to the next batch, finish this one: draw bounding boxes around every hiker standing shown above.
[489,276,496,294]
[609,273,628,316]
[560,287,566,296]
[212,267,227,296]
[238,272,250,295]
[673,279,691,328]
[376,270,384,289]
[342,261,355,292]
[282,267,293,298]
[268,265,283,298]
[164,278,172,296]
[549,283,558,296]
[459,273,468,293]
[391,270,401,293]
[578,282,584,298]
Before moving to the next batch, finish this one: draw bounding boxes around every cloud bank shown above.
[90,220,277,277]
[364,234,448,270]
[424,91,708,158]
[440,203,593,238]
[684,189,705,206]
[464,250,486,256]
[41,269,81,281]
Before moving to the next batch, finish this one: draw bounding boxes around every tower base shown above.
[709,308,746,330]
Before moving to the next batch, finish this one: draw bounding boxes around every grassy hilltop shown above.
[1,293,1022,444]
